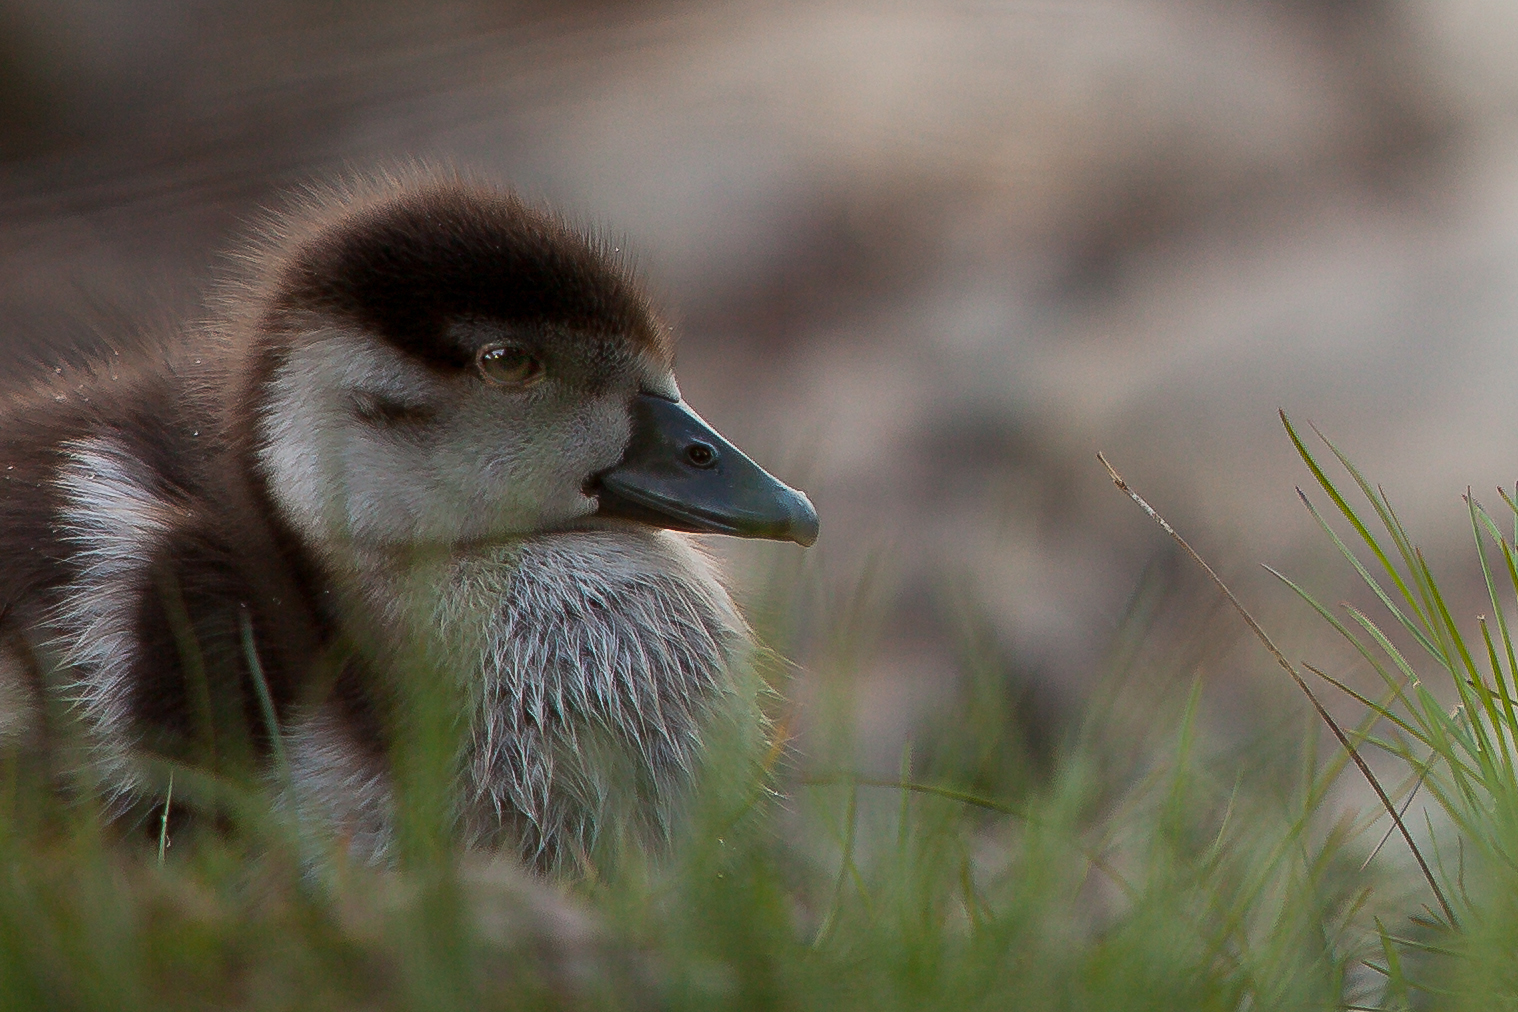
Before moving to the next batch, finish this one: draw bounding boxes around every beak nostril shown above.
[684,442,717,469]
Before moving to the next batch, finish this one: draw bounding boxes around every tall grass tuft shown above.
[1268,412,1518,1007]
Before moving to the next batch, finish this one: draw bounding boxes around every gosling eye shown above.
[477,345,545,387]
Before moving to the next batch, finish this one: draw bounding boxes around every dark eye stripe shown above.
[352,392,437,426]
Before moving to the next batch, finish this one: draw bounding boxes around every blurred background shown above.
[3,0,1517,771]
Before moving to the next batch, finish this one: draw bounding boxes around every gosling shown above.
[0,170,817,867]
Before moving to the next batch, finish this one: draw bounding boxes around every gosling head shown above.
[234,175,818,561]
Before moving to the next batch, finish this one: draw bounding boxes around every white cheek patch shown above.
[257,328,449,550]
[256,326,635,554]
[50,435,186,799]
[435,389,628,536]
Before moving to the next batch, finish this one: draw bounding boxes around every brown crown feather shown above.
[226,170,673,375]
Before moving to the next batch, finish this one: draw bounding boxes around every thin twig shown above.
[1096,452,1458,927]
[1298,660,1437,874]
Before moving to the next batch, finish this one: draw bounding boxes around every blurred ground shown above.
[4,0,1518,768]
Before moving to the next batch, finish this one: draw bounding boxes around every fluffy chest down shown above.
[290,527,751,866]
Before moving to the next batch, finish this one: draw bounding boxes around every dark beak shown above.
[591,394,818,547]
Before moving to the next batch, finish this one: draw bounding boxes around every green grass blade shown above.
[1282,411,1433,631]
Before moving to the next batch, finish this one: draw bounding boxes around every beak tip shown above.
[786,493,820,548]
